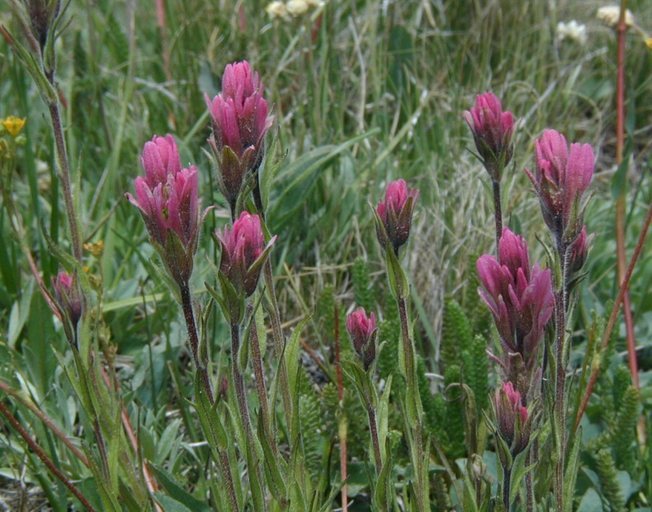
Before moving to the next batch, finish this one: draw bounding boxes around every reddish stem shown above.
[575,203,652,430]
[0,401,98,511]
[614,0,639,389]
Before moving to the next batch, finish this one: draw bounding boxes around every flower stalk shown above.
[246,301,277,455]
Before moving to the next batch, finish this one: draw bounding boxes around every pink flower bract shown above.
[346,308,377,369]
[477,229,554,378]
[375,179,419,252]
[464,92,515,179]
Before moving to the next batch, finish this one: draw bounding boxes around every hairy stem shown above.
[180,286,240,510]
[0,401,98,512]
[230,322,266,512]
[503,464,512,512]
[179,282,213,403]
[397,295,427,511]
[246,302,277,455]
[554,244,569,512]
[219,451,240,512]
[262,261,293,423]
[48,101,83,262]
[367,405,382,475]
[492,179,503,248]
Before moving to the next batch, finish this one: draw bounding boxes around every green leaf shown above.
[286,316,311,395]
[150,464,210,512]
[154,493,194,512]
[257,414,288,503]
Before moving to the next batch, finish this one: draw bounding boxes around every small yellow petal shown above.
[646,37,652,49]
[83,240,105,257]
[1,116,26,137]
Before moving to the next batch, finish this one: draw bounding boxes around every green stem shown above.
[48,100,82,263]
[492,179,503,248]
[262,260,293,425]
[397,295,428,511]
[367,405,382,475]
[554,244,569,512]
[230,322,266,512]
[179,282,213,403]
[179,285,241,510]
[247,302,277,456]
[219,451,240,512]
[503,464,512,512]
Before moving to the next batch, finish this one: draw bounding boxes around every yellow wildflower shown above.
[1,116,26,137]
[84,240,105,257]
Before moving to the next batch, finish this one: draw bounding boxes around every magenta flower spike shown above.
[127,134,200,284]
[215,211,276,299]
[493,381,530,455]
[375,179,419,253]
[52,271,82,329]
[206,61,273,211]
[346,308,378,370]
[464,92,515,180]
[525,129,594,245]
[476,229,554,384]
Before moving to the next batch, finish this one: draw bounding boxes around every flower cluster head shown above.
[375,179,419,253]
[556,20,588,45]
[206,61,273,210]
[597,5,634,28]
[493,381,530,456]
[1,116,26,138]
[127,134,200,284]
[215,211,276,301]
[52,270,82,342]
[525,129,594,246]
[346,308,377,370]
[477,229,554,386]
[464,92,515,180]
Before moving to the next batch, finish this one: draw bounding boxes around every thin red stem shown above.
[614,0,639,389]
[575,203,652,430]
[0,401,98,511]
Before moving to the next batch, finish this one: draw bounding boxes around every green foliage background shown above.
[0,0,651,510]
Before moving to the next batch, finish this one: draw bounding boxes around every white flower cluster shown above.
[556,20,588,45]
[266,0,325,19]
[596,5,634,28]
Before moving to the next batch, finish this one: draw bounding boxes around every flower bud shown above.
[26,0,61,50]
[493,381,530,456]
[206,61,273,210]
[346,308,377,370]
[52,270,82,332]
[464,92,515,180]
[568,225,590,274]
[126,134,200,285]
[215,211,276,298]
[525,129,594,245]
[375,179,419,253]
